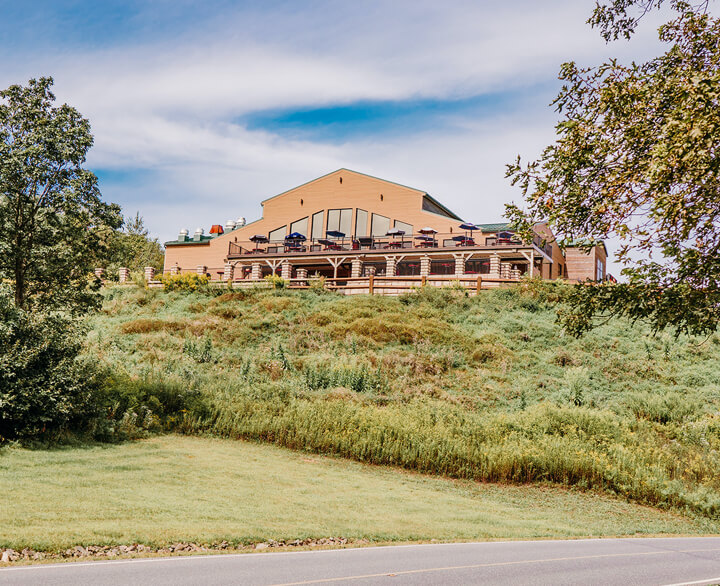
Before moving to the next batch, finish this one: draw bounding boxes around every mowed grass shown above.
[1,435,716,551]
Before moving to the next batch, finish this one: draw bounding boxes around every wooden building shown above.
[163,169,607,291]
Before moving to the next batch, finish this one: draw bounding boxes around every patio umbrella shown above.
[250,234,269,243]
[317,239,334,246]
[386,228,406,244]
[419,227,437,234]
[452,235,472,242]
[326,230,345,238]
[285,232,306,241]
[459,223,479,238]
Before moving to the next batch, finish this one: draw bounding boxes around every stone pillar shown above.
[385,257,397,277]
[94,268,104,280]
[296,268,308,281]
[170,264,180,276]
[281,260,292,280]
[489,254,500,278]
[118,267,130,283]
[364,264,376,277]
[420,255,430,277]
[196,265,207,276]
[454,256,465,276]
[510,268,521,280]
[351,258,363,278]
[500,263,511,279]
[224,263,234,282]
[144,266,155,282]
[251,262,261,280]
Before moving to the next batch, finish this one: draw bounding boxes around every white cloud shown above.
[1,0,676,279]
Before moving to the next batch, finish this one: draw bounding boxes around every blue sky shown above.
[0,0,674,274]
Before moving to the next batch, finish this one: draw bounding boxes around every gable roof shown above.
[259,168,461,220]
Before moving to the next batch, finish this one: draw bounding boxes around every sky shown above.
[0,0,674,275]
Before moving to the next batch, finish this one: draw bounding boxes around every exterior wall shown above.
[531,222,565,279]
[164,168,608,283]
[164,169,463,275]
[564,246,607,282]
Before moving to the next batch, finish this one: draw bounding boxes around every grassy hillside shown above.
[88,283,720,520]
[5,435,715,552]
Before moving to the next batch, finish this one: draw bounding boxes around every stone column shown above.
[170,265,180,276]
[118,267,130,283]
[420,255,430,277]
[500,263,511,279]
[281,260,292,280]
[385,257,397,277]
[454,256,465,276]
[510,268,521,280]
[224,262,234,282]
[144,266,155,282]
[196,265,207,276]
[351,258,363,278]
[251,262,261,280]
[489,254,500,278]
[296,268,308,282]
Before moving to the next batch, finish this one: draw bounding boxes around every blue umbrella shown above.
[452,235,471,242]
[326,230,345,238]
[285,232,306,241]
[459,223,479,238]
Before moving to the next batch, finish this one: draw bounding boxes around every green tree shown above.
[102,212,165,274]
[0,77,122,311]
[0,286,100,441]
[506,0,720,336]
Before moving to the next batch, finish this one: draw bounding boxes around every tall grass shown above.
[87,283,720,519]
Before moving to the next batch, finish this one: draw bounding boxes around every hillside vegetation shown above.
[88,282,720,520]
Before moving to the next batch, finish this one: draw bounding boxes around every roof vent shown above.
[193,227,204,242]
[178,228,189,242]
[236,217,246,227]
[225,220,237,232]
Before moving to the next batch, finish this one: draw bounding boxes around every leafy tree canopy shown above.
[0,77,122,312]
[506,0,720,336]
[100,212,165,275]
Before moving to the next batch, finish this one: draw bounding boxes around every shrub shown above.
[93,375,211,440]
[161,273,209,292]
[0,287,100,442]
[264,274,286,289]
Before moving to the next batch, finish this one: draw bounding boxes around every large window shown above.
[371,213,390,237]
[394,220,413,235]
[355,209,368,237]
[311,211,324,240]
[290,217,308,237]
[466,259,490,274]
[422,195,457,219]
[268,225,286,241]
[596,259,604,281]
[396,261,421,276]
[327,208,352,236]
[430,260,454,275]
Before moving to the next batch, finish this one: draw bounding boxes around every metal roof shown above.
[476,222,512,232]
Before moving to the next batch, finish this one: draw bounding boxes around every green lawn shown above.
[1,435,716,551]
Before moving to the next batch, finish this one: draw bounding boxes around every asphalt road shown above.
[2,537,720,585]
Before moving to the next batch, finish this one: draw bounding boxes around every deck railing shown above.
[227,232,552,258]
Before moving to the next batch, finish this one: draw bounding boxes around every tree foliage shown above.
[0,77,122,311]
[0,286,100,441]
[506,0,720,336]
[101,212,165,275]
